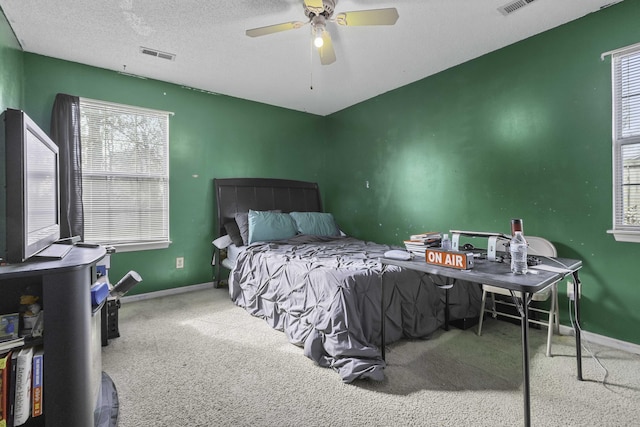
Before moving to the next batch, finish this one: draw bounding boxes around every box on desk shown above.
[425,248,474,270]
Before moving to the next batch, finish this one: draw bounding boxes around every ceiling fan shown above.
[246,0,399,65]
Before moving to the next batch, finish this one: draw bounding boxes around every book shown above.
[409,232,442,241]
[7,352,18,427]
[404,236,442,256]
[31,349,43,418]
[0,339,23,355]
[0,351,12,427]
[12,347,33,426]
[404,240,438,246]
[403,242,429,249]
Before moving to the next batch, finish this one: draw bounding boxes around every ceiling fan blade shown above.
[335,8,399,27]
[304,0,325,15]
[318,31,336,66]
[246,21,305,37]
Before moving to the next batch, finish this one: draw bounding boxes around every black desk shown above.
[379,255,583,427]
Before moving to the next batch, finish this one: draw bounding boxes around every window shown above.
[79,98,171,251]
[610,44,640,243]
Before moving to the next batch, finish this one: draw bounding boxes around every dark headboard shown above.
[214,178,323,237]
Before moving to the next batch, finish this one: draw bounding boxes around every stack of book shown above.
[404,232,442,256]
[1,345,44,426]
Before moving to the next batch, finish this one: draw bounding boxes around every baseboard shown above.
[120,282,215,304]
[559,324,640,355]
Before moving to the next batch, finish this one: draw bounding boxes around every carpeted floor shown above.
[101,287,639,426]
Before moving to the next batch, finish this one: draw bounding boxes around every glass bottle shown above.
[441,233,451,251]
[510,219,528,275]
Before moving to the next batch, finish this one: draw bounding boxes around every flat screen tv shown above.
[0,108,61,263]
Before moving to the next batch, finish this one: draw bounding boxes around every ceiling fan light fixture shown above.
[244,1,398,66]
[312,16,326,49]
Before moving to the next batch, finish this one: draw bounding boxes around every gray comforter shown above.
[228,235,481,383]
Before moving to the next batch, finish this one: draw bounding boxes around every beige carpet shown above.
[101,287,639,426]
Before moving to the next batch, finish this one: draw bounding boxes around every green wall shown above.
[1,2,639,346]
[0,6,23,110]
[324,1,640,345]
[19,55,327,295]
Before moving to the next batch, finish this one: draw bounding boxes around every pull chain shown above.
[309,34,314,90]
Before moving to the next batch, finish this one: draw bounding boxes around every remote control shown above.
[75,242,100,248]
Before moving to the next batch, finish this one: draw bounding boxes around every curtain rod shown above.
[79,96,175,116]
[601,41,640,61]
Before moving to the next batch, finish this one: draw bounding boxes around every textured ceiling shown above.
[0,0,620,116]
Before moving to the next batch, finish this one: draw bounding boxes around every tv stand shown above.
[0,246,112,427]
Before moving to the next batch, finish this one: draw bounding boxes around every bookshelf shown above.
[0,246,110,427]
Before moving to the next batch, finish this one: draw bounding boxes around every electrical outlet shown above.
[176,257,184,269]
[567,280,575,301]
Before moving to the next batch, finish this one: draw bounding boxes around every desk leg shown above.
[444,285,450,331]
[573,271,583,381]
[511,290,533,427]
[380,266,387,361]
[436,277,454,331]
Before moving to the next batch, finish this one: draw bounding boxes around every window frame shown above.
[608,43,640,243]
[79,98,172,252]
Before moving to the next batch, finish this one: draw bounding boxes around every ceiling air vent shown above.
[498,0,537,16]
[139,47,176,61]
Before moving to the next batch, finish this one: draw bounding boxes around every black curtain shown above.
[50,93,84,239]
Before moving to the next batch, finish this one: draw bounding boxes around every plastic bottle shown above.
[510,219,528,275]
[441,233,451,251]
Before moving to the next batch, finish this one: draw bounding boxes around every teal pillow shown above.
[290,212,340,237]
[248,210,298,244]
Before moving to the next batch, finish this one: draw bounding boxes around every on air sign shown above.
[425,248,474,270]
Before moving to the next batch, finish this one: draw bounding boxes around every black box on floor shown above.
[101,297,121,346]
[450,316,479,330]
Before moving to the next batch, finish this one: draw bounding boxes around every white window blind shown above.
[79,98,170,249]
[610,45,640,241]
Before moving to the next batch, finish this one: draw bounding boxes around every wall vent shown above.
[139,47,176,61]
[498,0,537,16]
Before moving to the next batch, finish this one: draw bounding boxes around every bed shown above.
[213,178,482,383]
